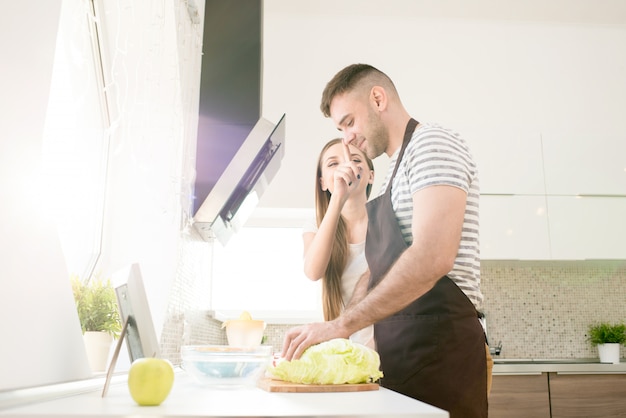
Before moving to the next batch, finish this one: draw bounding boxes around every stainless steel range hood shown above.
[193,114,286,245]
[192,0,286,245]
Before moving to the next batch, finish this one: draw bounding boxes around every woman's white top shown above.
[303,218,375,349]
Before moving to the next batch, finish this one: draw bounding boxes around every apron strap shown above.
[384,118,419,193]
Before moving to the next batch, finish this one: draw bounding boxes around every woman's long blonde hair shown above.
[315,138,374,321]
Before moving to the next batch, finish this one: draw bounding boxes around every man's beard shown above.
[363,111,388,159]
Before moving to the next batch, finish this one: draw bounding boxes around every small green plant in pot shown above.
[71,275,122,337]
[71,275,122,371]
[587,322,625,364]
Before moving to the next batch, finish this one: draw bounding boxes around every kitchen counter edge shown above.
[493,360,626,375]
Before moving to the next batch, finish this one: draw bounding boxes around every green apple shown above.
[127,357,175,406]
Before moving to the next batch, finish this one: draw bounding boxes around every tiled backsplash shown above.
[159,230,626,364]
[481,260,626,359]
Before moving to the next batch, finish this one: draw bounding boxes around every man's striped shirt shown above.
[377,123,483,310]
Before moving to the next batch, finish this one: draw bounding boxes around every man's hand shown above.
[280,321,347,361]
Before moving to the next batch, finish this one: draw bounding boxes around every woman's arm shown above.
[302,196,345,280]
[303,143,362,281]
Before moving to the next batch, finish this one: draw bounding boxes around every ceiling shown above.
[267,0,626,25]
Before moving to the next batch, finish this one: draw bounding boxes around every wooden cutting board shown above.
[257,378,379,393]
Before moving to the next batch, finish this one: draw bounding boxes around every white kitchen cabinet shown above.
[479,195,551,260]
[469,130,546,195]
[541,131,626,196]
[547,196,626,259]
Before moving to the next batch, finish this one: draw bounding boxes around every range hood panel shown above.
[193,0,262,215]
[193,0,286,245]
[193,114,286,245]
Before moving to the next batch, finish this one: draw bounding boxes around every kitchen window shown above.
[210,225,323,322]
[42,0,110,280]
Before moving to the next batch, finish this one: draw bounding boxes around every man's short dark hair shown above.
[320,64,394,118]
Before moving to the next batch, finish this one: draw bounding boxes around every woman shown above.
[302,138,375,348]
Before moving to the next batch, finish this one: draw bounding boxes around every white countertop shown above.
[0,371,448,418]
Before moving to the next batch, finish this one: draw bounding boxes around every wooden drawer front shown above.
[489,374,550,418]
[549,373,626,418]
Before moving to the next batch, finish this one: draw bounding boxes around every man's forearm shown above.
[337,245,443,335]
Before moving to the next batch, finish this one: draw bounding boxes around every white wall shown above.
[259,0,626,209]
[0,0,205,390]
[212,0,626,316]
[0,0,92,391]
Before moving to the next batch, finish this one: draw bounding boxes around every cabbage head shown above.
[268,338,383,384]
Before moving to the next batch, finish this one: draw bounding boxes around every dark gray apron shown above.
[365,119,487,418]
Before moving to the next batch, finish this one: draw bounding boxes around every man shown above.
[282,63,488,417]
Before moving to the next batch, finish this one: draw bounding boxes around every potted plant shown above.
[71,275,122,372]
[587,322,626,364]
